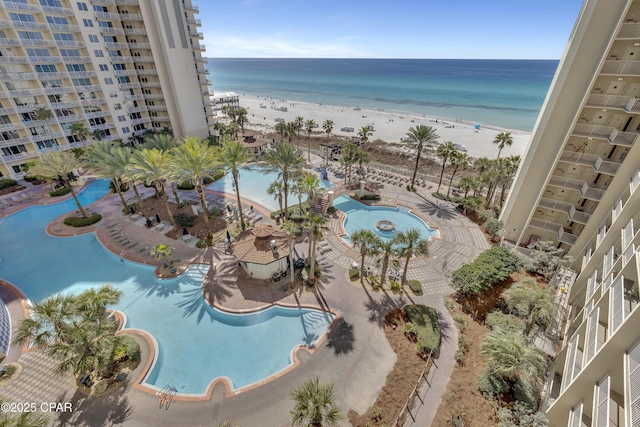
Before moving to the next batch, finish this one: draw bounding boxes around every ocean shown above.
[207,58,559,132]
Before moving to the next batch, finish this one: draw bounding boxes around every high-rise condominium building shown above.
[0,0,213,180]
[499,0,640,425]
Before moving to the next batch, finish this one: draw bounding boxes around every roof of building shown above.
[240,134,270,148]
[230,224,290,264]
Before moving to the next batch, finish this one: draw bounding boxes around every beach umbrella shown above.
[474,123,481,130]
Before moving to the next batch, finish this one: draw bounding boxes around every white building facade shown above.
[0,0,213,179]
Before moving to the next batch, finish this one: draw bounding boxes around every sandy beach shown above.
[226,94,531,160]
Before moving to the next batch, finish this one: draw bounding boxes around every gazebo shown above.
[230,224,291,280]
[240,134,270,156]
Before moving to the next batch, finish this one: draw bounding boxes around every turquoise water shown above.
[334,195,439,243]
[208,58,559,131]
[0,181,334,394]
[207,166,328,212]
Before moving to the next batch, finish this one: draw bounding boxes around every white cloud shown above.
[203,33,369,58]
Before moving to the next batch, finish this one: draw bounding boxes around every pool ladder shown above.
[157,385,177,409]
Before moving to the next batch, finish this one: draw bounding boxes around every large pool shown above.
[334,195,440,243]
[0,181,334,395]
[207,166,329,212]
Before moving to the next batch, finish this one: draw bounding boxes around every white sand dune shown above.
[224,94,532,160]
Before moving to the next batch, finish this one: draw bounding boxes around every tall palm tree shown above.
[305,119,316,161]
[405,125,440,189]
[127,148,177,230]
[34,106,54,135]
[29,151,87,218]
[485,158,505,209]
[171,136,221,238]
[294,116,304,147]
[275,122,288,142]
[144,133,180,203]
[357,125,372,148]
[69,121,91,148]
[339,143,359,184]
[151,243,173,266]
[395,228,430,287]
[350,229,382,285]
[227,121,240,140]
[300,172,322,212]
[263,142,305,220]
[446,151,469,198]
[493,131,513,161]
[84,141,130,212]
[236,107,248,134]
[307,214,328,281]
[481,329,547,382]
[281,219,299,289]
[503,278,562,337]
[322,119,334,167]
[458,176,476,199]
[290,174,304,214]
[499,155,521,209]
[119,148,146,213]
[267,180,284,213]
[290,377,343,427]
[355,150,369,179]
[286,122,297,144]
[219,139,252,230]
[376,239,400,289]
[436,141,457,194]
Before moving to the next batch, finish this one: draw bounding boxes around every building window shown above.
[109,92,117,98]
[122,127,129,133]
[104,78,113,85]
[94,49,104,57]
[54,33,74,41]
[46,16,69,25]
[117,115,126,122]
[114,103,122,110]
[99,64,108,71]
[88,34,98,42]
[35,64,57,73]
[77,2,88,11]
[82,19,93,27]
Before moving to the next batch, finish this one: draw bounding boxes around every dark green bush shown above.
[485,311,525,333]
[360,194,381,201]
[63,214,102,227]
[23,175,38,182]
[349,268,359,280]
[326,206,336,215]
[408,280,422,294]
[403,305,441,356]
[109,181,129,193]
[477,370,510,398]
[0,179,18,190]
[196,239,212,248]
[209,207,221,218]
[451,246,523,297]
[50,187,71,197]
[212,170,225,181]
[114,335,141,362]
[177,181,195,190]
[202,176,214,185]
[289,214,306,224]
[173,212,196,227]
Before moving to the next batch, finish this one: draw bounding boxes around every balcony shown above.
[48,23,80,32]
[74,85,102,93]
[124,94,144,102]
[127,106,147,114]
[538,198,591,224]
[119,82,140,90]
[1,151,37,162]
[128,42,150,49]
[114,0,138,5]
[529,218,579,246]
[0,56,28,64]
[0,107,16,115]
[91,123,115,131]
[2,1,40,11]
[41,6,74,16]
[600,60,640,76]
[184,4,199,13]
[99,27,125,35]
[189,31,204,39]
[104,42,129,49]
[91,0,116,4]
[80,97,106,106]
[49,100,80,109]
[62,56,92,63]
[123,28,146,35]
[140,81,161,88]
[55,40,86,48]
[0,137,31,148]
[616,22,640,39]
[131,117,150,125]
[0,72,34,81]
[56,114,85,123]
[559,152,621,175]
[119,13,143,21]
[68,71,96,78]
[136,69,157,76]
[32,131,64,142]
[186,17,201,26]
[193,44,206,51]
[15,104,39,113]
[547,176,605,201]
[28,55,62,63]
[0,122,22,132]
[36,71,68,79]
[132,56,154,62]
[12,21,48,30]
[44,86,74,95]
[8,88,43,97]
[144,94,164,100]
[0,38,21,46]
[196,68,210,75]
[114,69,138,76]
[20,39,56,47]
[194,56,208,63]
[85,110,110,119]
[94,11,121,20]
[109,55,134,63]
[585,94,634,111]
[146,105,167,111]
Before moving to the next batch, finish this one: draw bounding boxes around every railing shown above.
[617,22,640,38]
[48,23,80,32]
[133,56,154,62]
[0,56,28,63]
[0,38,21,46]
[120,13,143,21]
[123,28,146,35]
[68,71,96,78]
[609,128,639,147]
[1,151,37,162]
[94,11,120,20]
[601,60,640,76]
[8,88,42,97]
[41,5,74,15]
[0,72,35,81]
[2,1,40,11]
[55,40,86,48]
[392,353,435,427]
[11,21,48,30]
[585,94,631,110]
[99,27,125,35]
[62,56,92,63]
[45,86,74,96]
[114,69,138,76]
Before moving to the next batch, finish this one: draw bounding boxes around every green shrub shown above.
[403,305,441,356]
[512,377,540,410]
[485,311,525,333]
[360,194,381,201]
[196,239,212,248]
[477,370,509,398]
[303,258,321,278]
[50,187,71,197]
[109,181,129,193]
[478,209,495,223]
[23,175,38,182]
[348,268,359,280]
[403,322,418,340]
[289,214,306,224]
[368,275,380,289]
[453,315,466,333]
[203,176,214,185]
[178,199,190,209]
[63,214,102,227]
[455,335,468,364]
[451,246,523,297]
[326,206,336,215]
[113,335,141,362]
[389,280,402,292]
[408,280,422,294]
[173,212,196,227]
[0,179,17,190]
[209,207,221,218]
[177,181,195,190]
[212,170,225,181]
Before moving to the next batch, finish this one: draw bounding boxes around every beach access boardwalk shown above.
[0,157,489,427]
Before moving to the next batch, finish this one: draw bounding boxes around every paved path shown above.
[0,159,489,427]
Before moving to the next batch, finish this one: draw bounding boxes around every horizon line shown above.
[207,57,561,61]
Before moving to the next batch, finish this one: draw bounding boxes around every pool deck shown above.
[0,157,490,427]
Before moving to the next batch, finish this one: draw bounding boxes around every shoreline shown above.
[216,93,532,160]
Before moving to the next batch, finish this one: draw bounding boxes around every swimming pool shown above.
[207,166,329,212]
[0,180,334,395]
[334,195,439,243]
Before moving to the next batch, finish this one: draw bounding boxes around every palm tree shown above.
[376,239,400,289]
[307,214,328,281]
[499,155,521,209]
[355,150,369,179]
[436,141,457,194]
[281,220,299,289]
[305,119,316,161]
[339,143,359,184]
[29,151,87,218]
[227,121,240,140]
[290,174,304,214]
[127,148,178,230]
[290,377,343,427]
[219,140,251,230]
[267,180,284,213]
[34,106,54,134]
[493,131,513,161]
[119,148,146,213]
[92,129,106,143]
[171,136,221,238]
[287,122,298,144]
[350,229,382,285]
[458,176,476,199]
[263,142,305,220]
[69,121,91,148]
[151,243,173,266]
[481,329,547,382]
[503,279,562,337]
[0,402,49,426]
[395,228,429,287]
[300,172,322,212]
[322,119,334,167]
[294,116,304,147]
[84,142,130,212]
[144,133,180,204]
[405,125,440,189]
[275,122,288,142]
[357,125,372,148]
[446,151,469,198]
[236,107,248,134]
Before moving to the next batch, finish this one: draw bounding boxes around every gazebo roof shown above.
[230,224,290,265]
[240,134,270,148]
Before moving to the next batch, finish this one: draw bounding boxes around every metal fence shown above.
[392,353,436,427]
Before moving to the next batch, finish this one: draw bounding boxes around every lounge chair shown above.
[137,245,150,253]
[0,200,11,208]
[106,222,119,229]
[126,240,137,249]
[11,196,22,204]
[20,193,30,201]
[28,191,37,198]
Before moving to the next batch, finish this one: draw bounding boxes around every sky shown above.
[198,0,585,59]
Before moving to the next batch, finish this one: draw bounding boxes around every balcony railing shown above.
[0,72,35,81]
[120,13,143,21]
[0,38,21,46]
[36,72,68,79]
[131,117,150,125]
[119,82,141,90]
[55,40,86,48]
[124,94,144,101]
[2,151,37,162]
[104,42,129,49]
[109,55,134,63]
[94,11,121,20]
[56,114,85,123]
[559,151,621,175]
[62,56,92,63]
[0,56,29,63]
[114,0,138,5]
[186,17,201,26]
[48,23,80,32]
[2,1,40,11]
[0,122,22,131]
[123,28,146,35]
[15,104,39,113]
[114,70,138,76]
[585,94,632,110]
[85,110,110,119]
[12,21,48,30]
[547,176,605,200]
[140,81,161,88]
[99,27,125,35]
[133,56,154,62]
[529,218,579,246]
[136,69,157,75]
[74,85,102,92]
[144,94,164,100]
[600,60,640,76]
[68,71,96,78]
[616,22,640,39]
[20,39,56,47]
[128,43,150,49]
[41,6,74,15]
[8,88,43,97]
